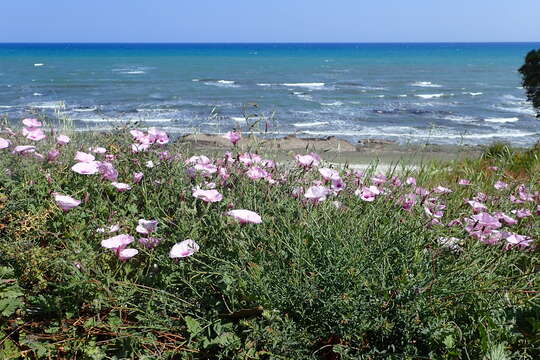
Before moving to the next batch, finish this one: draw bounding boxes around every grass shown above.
[0,125,539,359]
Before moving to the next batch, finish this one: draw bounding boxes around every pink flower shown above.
[139,237,161,249]
[53,193,81,211]
[186,155,211,165]
[148,127,169,145]
[371,174,387,185]
[98,162,118,181]
[405,177,416,186]
[400,193,416,211]
[133,172,144,184]
[170,239,200,258]
[89,146,107,154]
[130,129,146,142]
[192,188,223,203]
[494,180,508,190]
[458,179,471,186]
[0,137,10,149]
[223,131,241,145]
[12,145,36,155]
[239,153,262,166]
[47,149,61,162]
[226,209,262,224]
[24,127,46,141]
[111,182,131,192]
[22,118,42,127]
[415,187,429,196]
[101,234,134,250]
[97,224,120,233]
[56,134,70,145]
[246,166,269,180]
[355,186,380,202]
[494,212,517,225]
[511,209,532,218]
[331,178,346,193]
[471,212,501,228]
[505,233,532,248]
[319,168,340,181]
[292,187,304,198]
[193,163,218,176]
[117,248,138,261]
[131,143,150,153]
[304,185,330,202]
[467,200,487,213]
[71,161,100,175]
[433,186,452,194]
[295,153,321,168]
[136,219,158,234]
[75,151,95,163]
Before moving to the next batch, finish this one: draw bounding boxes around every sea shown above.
[1,43,539,146]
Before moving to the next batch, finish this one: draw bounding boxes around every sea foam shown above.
[484,117,519,123]
[411,81,442,88]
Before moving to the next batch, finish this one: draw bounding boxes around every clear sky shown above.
[2,0,539,43]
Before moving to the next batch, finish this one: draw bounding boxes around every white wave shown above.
[231,117,246,123]
[299,128,536,139]
[78,117,173,123]
[444,115,477,123]
[484,117,519,123]
[29,101,65,110]
[320,101,343,106]
[73,107,97,112]
[256,83,273,87]
[33,92,43,96]
[494,105,535,116]
[293,121,329,128]
[375,95,385,98]
[136,108,172,113]
[282,82,325,88]
[0,105,12,109]
[295,94,314,101]
[415,94,445,99]
[204,80,239,88]
[462,92,483,96]
[398,94,408,97]
[123,71,145,74]
[502,94,523,101]
[34,63,44,67]
[411,81,442,88]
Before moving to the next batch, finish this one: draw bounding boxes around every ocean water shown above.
[1,43,539,146]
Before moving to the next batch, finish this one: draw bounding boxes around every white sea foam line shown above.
[299,130,536,139]
[292,121,329,128]
[444,115,478,123]
[231,117,246,122]
[33,93,43,96]
[281,82,325,88]
[122,71,145,74]
[494,106,535,116]
[78,117,173,123]
[484,117,519,123]
[0,105,13,108]
[411,81,442,88]
[462,92,483,96]
[34,63,44,67]
[73,107,97,112]
[320,101,343,106]
[29,102,65,109]
[415,94,445,99]
[256,83,273,87]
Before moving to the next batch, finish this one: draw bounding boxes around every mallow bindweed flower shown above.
[223,131,241,145]
[53,193,81,211]
[12,145,36,155]
[226,209,262,224]
[111,182,131,192]
[319,168,341,181]
[56,134,70,145]
[170,239,200,258]
[458,179,471,186]
[24,127,46,141]
[98,162,118,181]
[139,237,161,249]
[71,161,100,175]
[117,248,139,261]
[47,149,61,162]
[75,151,95,163]
[355,186,381,202]
[101,234,134,250]
[304,185,330,203]
[246,166,269,180]
[192,188,223,203]
[22,118,42,128]
[136,219,158,234]
[0,137,10,149]
[494,180,508,190]
[295,153,321,168]
[133,172,144,184]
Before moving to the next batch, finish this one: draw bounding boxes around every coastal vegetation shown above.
[0,119,538,359]
[519,49,540,117]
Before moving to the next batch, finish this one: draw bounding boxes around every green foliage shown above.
[519,49,540,116]
[0,132,538,358]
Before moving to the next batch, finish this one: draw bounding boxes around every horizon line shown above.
[1,41,540,44]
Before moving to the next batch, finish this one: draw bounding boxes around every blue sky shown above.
[2,0,539,42]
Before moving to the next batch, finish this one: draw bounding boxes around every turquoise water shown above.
[0,43,539,145]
